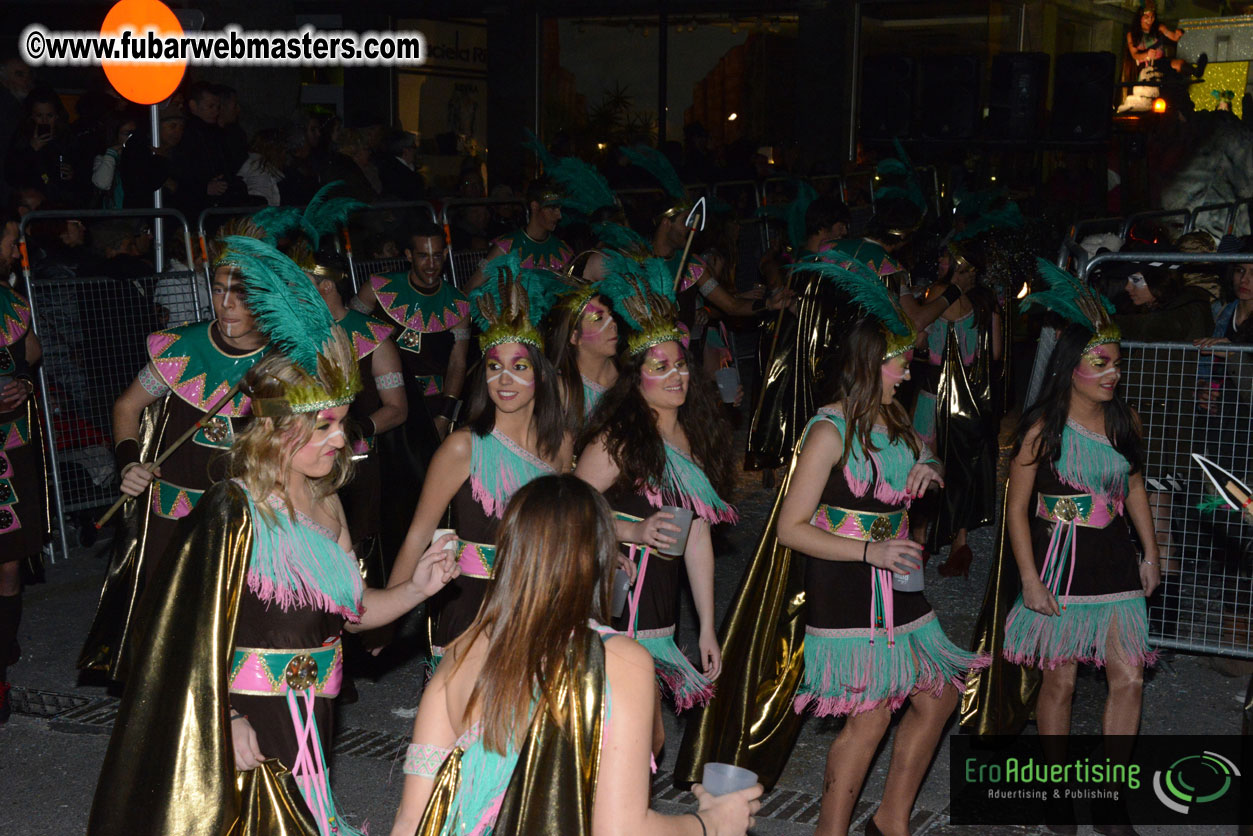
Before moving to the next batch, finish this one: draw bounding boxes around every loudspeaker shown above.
[860,55,914,139]
[919,55,981,140]
[1050,52,1116,141]
[987,52,1049,139]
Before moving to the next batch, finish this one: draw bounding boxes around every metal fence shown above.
[19,208,205,561]
[1120,340,1253,657]
[439,197,527,288]
[344,200,439,292]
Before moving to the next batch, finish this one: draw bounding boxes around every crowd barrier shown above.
[439,197,527,288]
[19,208,204,561]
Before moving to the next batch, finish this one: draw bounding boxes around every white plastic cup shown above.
[611,567,632,618]
[657,506,694,557]
[892,562,925,593]
[431,528,458,552]
[714,366,740,403]
[702,762,758,796]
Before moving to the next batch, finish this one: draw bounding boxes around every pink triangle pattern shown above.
[146,330,179,358]
[3,423,27,449]
[0,305,30,347]
[170,489,195,518]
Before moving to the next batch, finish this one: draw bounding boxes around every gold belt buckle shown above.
[1054,497,1079,522]
[284,654,319,690]
[869,515,894,542]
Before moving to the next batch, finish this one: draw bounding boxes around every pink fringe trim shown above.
[794,655,990,718]
[642,488,739,525]
[470,473,510,519]
[247,572,362,623]
[656,666,715,712]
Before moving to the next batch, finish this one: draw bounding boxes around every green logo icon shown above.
[1152,752,1239,814]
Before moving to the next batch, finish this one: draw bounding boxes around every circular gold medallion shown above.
[1055,497,1079,522]
[202,417,229,443]
[869,515,893,542]
[284,654,319,690]
[400,330,422,349]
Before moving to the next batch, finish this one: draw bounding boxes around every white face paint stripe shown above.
[1074,365,1120,380]
[583,314,613,336]
[642,366,690,381]
[315,429,346,448]
[487,369,536,387]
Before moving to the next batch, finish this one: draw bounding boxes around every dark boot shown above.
[1092,796,1140,836]
[1044,794,1077,835]
[1194,52,1208,79]
[0,593,20,670]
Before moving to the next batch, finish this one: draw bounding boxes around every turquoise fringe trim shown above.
[806,409,914,505]
[635,633,714,712]
[1004,593,1157,670]
[912,390,937,448]
[1056,421,1129,507]
[794,614,988,717]
[469,430,555,518]
[644,442,738,525]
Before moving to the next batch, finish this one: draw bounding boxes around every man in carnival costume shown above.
[464,177,574,290]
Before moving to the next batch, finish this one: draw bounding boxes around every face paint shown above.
[581,304,614,338]
[486,368,536,387]
[486,345,536,388]
[1073,346,1122,387]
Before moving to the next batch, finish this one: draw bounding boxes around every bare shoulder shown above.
[440,427,474,460]
[603,635,657,696]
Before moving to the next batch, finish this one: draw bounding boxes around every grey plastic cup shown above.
[657,506,694,556]
[611,567,632,618]
[892,562,925,593]
[702,762,758,796]
[714,366,740,403]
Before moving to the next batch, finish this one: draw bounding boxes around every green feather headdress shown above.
[470,252,563,351]
[598,250,683,355]
[792,253,917,359]
[951,186,1024,242]
[217,235,361,414]
[1022,258,1120,352]
[757,180,818,252]
[621,144,690,218]
[874,139,928,217]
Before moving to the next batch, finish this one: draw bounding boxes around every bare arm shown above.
[24,330,41,367]
[462,244,507,292]
[368,340,408,435]
[900,284,957,333]
[1127,31,1151,62]
[387,430,472,589]
[683,518,720,680]
[991,310,1004,364]
[350,279,379,313]
[774,420,922,573]
[113,368,165,497]
[575,435,679,549]
[443,321,469,401]
[389,664,458,835]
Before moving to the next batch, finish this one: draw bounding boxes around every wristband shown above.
[862,541,869,563]
[115,438,141,472]
[940,284,962,306]
[437,397,462,422]
[1141,559,1157,566]
[688,812,707,836]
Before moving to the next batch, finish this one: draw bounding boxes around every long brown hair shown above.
[451,474,617,754]
[830,316,919,469]
[543,293,618,433]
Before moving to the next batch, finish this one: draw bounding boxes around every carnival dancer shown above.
[465,178,574,290]
[79,220,271,679]
[390,475,761,836]
[387,254,572,665]
[545,278,619,433]
[964,260,1159,834]
[0,272,46,724]
[576,257,736,711]
[909,242,1002,577]
[87,235,459,836]
[353,220,469,566]
[675,258,983,797]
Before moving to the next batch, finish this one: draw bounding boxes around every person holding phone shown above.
[5,86,79,205]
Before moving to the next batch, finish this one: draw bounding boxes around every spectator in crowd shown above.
[170,81,252,220]
[6,86,82,206]
[26,216,92,279]
[12,186,45,219]
[326,128,382,204]
[0,54,35,204]
[1173,230,1223,315]
[280,112,323,205]
[376,129,426,202]
[1114,263,1214,341]
[119,104,184,210]
[212,84,248,176]
[91,109,141,209]
[236,127,286,206]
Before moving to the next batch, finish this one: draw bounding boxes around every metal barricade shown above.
[439,197,527,288]
[19,208,203,561]
[196,205,266,284]
[1120,340,1253,657]
[1188,198,1253,238]
[1119,207,1192,241]
[344,200,439,292]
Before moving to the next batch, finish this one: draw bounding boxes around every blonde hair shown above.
[228,352,356,524]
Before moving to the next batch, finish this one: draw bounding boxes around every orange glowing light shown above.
[1152,98,1167,114]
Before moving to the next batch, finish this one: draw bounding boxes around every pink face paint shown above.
[580,303,614,340]
[1073,347,1120,381]
[486,345,536,387]
[314,409,346,448]
[880,362,908,383]
[641,345,689,392]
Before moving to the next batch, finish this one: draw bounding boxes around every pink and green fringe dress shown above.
[793,408,988,717]
[1002,419,1157,670]
[428,430,556,666]
[607,441,738,711]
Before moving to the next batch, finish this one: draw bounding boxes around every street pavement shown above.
[1,425,1244,835]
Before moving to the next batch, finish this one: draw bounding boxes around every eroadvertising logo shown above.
[950,735,1250,827]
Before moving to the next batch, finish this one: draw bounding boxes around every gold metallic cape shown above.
[675,451,806,790]
[88,481,320,836]
[77,396,170,677]
[958,490,1040,735]
[745,274,852,471]
[417,630,607,835]
[928,324,997,548]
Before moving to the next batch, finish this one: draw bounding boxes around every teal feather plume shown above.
[550,156,620,218]
[469,252,563,331]
[522,129,559,171]
[757,180,818,251]
[873,139,926,215]
[248,206,306,245]
[593,221,650,256]
[1021,258,1116,331]
[219,236,335,373]
[791,254,911,336]
[597,250,676,331]
[620,145,687,202]
[302,181,367,250]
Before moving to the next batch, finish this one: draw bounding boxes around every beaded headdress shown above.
[216,235,361,415]
[469,252,562,351]
[598,250,684,356]
[1022,258,1120,353]
[792,254,918,360]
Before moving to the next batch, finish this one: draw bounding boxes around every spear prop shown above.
[94,373,257,529]
[671,196,707,294]
[1193,453,1253,524]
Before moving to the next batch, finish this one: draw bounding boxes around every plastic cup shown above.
[431,528,458,552]
[611,567,632,618]
[657,506,694,557]
[702,762,758,796]
[892,561,925,593]
[714,366,740,404]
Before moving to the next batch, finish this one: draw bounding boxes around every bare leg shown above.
[952,529,967,551]
[814,706,892,836]
[1102,618,1144,737]
[1036,662,1077,738]
[872,684,960,836]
